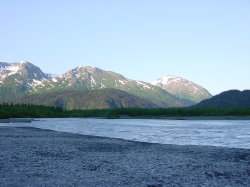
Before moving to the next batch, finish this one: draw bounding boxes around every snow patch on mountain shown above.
[20,60,28,64]
[152,75,183,86]
[0,63,22,82]
[136,81,152,89]
[100,83,106,88]
[52,78,58,82]
[77,66,96,72]
[89,75,96,85]
[119,80,126,85]
[27,78,48,89]
[32,79,43,85]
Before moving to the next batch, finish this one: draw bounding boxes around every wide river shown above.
[5,118,250,149]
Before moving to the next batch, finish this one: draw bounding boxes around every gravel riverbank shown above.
[0,126,249,186]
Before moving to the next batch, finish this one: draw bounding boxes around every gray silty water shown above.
[7,118,250,149]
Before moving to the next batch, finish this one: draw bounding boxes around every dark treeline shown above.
[1,104,250,119]
[69,107,250,118]
[0,103,66,118]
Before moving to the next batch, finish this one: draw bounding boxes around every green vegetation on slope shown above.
[10,88,159,109]
[197,90,250,107]
[0,86,25,102]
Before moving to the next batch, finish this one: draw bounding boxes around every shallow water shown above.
[6,118,250,149]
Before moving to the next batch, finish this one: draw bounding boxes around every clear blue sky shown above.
[0,0,249,95]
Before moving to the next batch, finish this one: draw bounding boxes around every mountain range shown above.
[0,61,212,109]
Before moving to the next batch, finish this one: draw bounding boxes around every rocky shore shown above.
[0,126,249,186]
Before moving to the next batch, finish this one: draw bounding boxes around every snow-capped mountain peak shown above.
[152,75,184,86]
[0,61,51,85]
[0,62,26,83]
[20,60,29,64]
[152,75,212,103]
[0,61,53,101]
[76,65,96,70]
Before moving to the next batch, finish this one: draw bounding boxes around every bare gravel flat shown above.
[0,126,249,187]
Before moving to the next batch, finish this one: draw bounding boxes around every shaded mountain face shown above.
[196,90,250,107]
[0,61,51,102]
[31,66,188,107]
[152,75,212,103]
[11,88,160,109]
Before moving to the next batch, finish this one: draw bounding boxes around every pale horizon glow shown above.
[0,0,249,95]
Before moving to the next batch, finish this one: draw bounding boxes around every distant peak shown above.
[163,75,178,79]
[152,74,212,103]
[73,66,97,72]
[161,75,183,81]
[76,66,96,69]
[19,61,30,64]
[152,75,182,86]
